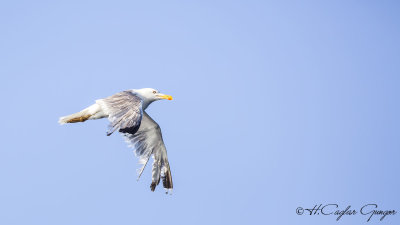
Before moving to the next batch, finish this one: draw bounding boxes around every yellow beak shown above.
[159,94,173,100]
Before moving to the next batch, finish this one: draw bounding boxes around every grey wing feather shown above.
[123,112,173,193]
[97,91,143,136]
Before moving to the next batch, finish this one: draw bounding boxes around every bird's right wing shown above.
[123,112,173,193]
[97,91,143,136]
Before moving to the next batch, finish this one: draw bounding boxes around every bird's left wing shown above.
[123,112,173,193]
[97,91,143,136]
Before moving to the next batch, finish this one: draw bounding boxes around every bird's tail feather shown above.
[59,104,104,125]
[58,111,92,124]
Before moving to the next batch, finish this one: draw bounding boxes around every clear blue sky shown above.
[1,1,399,225]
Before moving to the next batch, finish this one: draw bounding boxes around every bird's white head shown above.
[133,88,173,109]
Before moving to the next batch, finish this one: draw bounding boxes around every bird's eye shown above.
[153,91,157,94]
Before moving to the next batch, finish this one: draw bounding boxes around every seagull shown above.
[59,88,174,193]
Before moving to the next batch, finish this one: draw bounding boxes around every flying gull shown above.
[59,88,174,193]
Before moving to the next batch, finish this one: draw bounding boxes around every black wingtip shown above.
[162,168,173,190]
[150,182,157,192]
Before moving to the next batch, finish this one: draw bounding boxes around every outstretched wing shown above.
[97,91,143,136]
[123,112,173,193]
